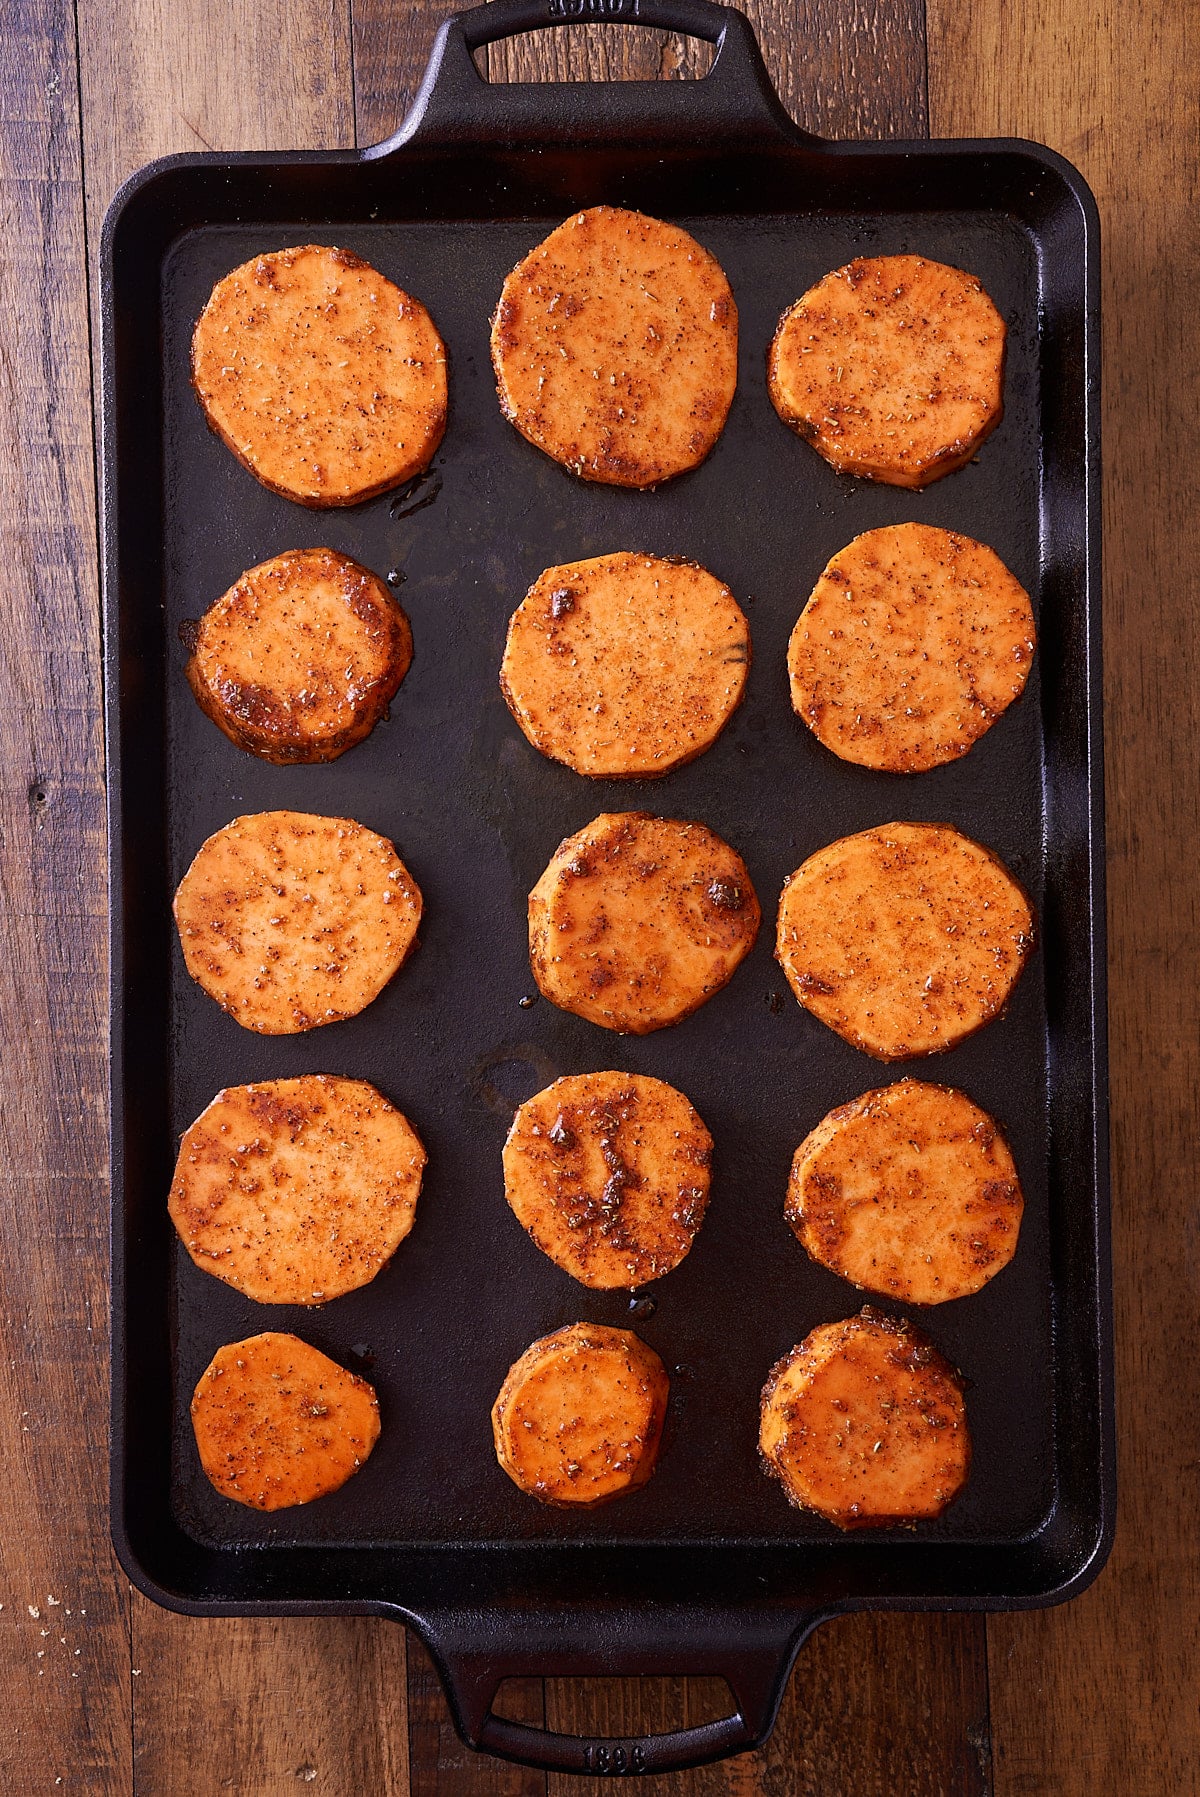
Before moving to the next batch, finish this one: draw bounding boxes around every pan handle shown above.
[416,1610,823,1773]
[379,0,808,151]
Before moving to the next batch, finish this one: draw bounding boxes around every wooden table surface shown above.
[2,0,1197,1789]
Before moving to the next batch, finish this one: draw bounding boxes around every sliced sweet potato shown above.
[786,1079,1024,1304]
[503,1071,712,1290]
[529,811,760,1034]
[173,809,422,1034]
[185,547,413,764]
[775,822,1033,1059]
[759,1308,970,1528]
[491,206,737,488]
[788,523,1036,772]
[491,1322,668,1506]
[191,1332,381,1510]
[169,1074,427,1304]
[191,244,447,507]
[769,254,1005,487]
[500,551,750,778]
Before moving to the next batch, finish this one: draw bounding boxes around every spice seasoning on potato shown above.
[759,1308,970,1528]
[529,811,760,1034]
[191,244,446,507]
[786,1079,1023,1304]
[492,1323,669,1506]
[491,206,737,487]
[769,254,1005,487]
[504,1071,712,1289]
[169,1075,426,1304]
[191,1332,381,1510]
[185,548,413,764]
[775,821,1033,1059]
[788,523,1035,772]
[173,810,422,1034]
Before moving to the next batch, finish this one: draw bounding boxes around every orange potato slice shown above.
[759,1308,970,1528]
[503,1071,712,1290]
[529,811,760,1034]
[191,1332,381,1510]
[491,206,737,487]
[491,1322,669,1506]
[192,244,446,506]
[173,810,421,1034]
[500,551,750,778]
[788,523,1035,772]
[775,821,1033,1059]
[185,547,413,764]
[786,1079,1023,1304]
[768,254,1005,487]
[169,1075,427,1304]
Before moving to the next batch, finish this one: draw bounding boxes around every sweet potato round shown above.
[185,548,413,763]
[786,1079,1024,1304]
[503,1071,712,1289]
[173,810,422,1034]
[500,551,750,778]
[192,1332,381,1510]
[169,1075,427,1304]
[760,1308,970,1528]
[775,821,1033,1059]
[788,523,1035,772]
[492,1322,669,1506]
[192,243,446,507]
[491,206,737,487]
[529,812,760,1034]
[769,254,1005,487]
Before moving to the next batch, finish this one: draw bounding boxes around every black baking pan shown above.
[102,0,1112,1773]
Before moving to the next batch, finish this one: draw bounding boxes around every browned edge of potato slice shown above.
[759,1307,970,1528]
[788,523,1036,772]
[786,1078,1024,1304]
[768,254,1005,488]
[775,821,1033,1060]
[184,548,414,764]
[500,551,750,778]
[503,1071,712,1290]
[173,809,422,1035]
[529,811,760,1034]
[490,205,738,488]
[191,244,447,508]
[169,1074,427,1305]
[191,1331,381,1510]
[491,1322,669,1506]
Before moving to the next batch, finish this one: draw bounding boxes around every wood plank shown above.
[0,0,133,1788]
[69,0,417,1783]
[927,0,1200,1789]
[408,1636,547,1797]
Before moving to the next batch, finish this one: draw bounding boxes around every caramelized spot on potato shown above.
[788,523,1035,772]
[769,254,1005,488]
[173,809,422,1034]
[504,1070,712,1289]
[191,1332,380,1510]
[787,1078,1023,1303]
[186,547,413,764]
[169,1074,426,1304]
[775,821,1033,1059]
[192,244,446,507]
[491,206,737,488]
[491,1322,669,1506]
[759,1308,970,1527]
[529,811,760,1034]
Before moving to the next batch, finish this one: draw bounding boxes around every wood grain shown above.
[927,0,1200,1790]
[0,0,132,1789]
